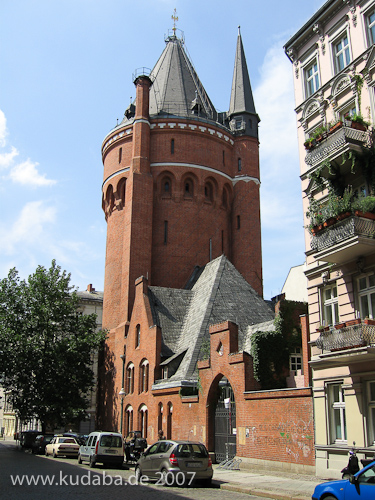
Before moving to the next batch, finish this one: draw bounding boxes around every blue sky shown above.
[0,0,324,300]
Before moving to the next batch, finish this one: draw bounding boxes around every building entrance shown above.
[214,377,236,462]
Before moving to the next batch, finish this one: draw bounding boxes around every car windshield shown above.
[358,464,375,483]
[100,435,122,448]
[174,443,208,458]
[59,438,77,444]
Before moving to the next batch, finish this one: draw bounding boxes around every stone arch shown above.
[181,172,198,199]
[204,176,218,204]
[206,373,237,461]
[156,170,176,199]
[302,98,320,120]
[105,184,115,215]
[116,177,126,209]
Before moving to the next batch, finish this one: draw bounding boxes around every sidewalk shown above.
[212,463,323,500]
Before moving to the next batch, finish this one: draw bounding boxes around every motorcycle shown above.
[124,430,147,463]
[341,448,360,479]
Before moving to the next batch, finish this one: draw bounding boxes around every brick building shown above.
[99,26,314,470]
[285,0,375,478]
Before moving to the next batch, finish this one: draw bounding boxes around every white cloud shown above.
[0,146,19,170]
[0,201,57,254]
[9,159,57,187]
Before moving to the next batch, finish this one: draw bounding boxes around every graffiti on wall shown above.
[244,417,313,462]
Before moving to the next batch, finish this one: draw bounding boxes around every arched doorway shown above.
[214,376,236,462]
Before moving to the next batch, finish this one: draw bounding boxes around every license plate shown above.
[105,449,117,454]
[186,462,201,468]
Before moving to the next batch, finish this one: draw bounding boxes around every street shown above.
[0,440,262,500]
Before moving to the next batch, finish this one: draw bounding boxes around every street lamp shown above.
[119,387,126,434]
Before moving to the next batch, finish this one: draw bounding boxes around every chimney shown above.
[87,284,95,293]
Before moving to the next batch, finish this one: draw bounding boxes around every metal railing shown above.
[311,215,375,253]
[316,322,375,352]
[305,126,371,169]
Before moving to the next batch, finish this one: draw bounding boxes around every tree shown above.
[0,260,106,433]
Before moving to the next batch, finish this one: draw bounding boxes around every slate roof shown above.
[149,255,274,389]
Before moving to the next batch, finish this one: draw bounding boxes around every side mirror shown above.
[349,474,357,484]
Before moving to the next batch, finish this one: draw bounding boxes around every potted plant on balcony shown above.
[353,195,375,220]
[304,136,315,151]
[329,119,343,134]
[313,125,328,143]
[364,318,375,326]
[345,113,370,132]
[345,318,361,326]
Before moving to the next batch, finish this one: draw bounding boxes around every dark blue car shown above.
[312,461,375,500]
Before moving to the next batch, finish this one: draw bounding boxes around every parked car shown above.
[32,434,54,454]
[62,432,87,445]
[78,431,124,468]
[124,430,147,462]
[20,430,40,449]
[135,440,213,486]
[312,460,375,500]
[45,435,80,458]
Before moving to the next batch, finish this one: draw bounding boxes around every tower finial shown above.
[172,8,178,35]
[238,25,241,35]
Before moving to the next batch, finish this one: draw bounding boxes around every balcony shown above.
[316,320,375,353]
[311,214,375,264]
[305,124,372,174]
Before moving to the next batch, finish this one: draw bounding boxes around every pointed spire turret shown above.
[229,27,259,138]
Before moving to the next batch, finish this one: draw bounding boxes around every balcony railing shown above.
[311,215,375,253]
[316,321,375,352]
[305,125,371,170]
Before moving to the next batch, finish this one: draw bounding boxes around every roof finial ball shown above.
[238,25,241,35]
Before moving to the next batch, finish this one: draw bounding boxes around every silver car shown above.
[135,440,213,486]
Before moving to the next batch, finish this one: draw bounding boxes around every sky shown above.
[0,0,325,300]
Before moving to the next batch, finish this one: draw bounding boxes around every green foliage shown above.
[199,338,211,361]
[0,260,107,432]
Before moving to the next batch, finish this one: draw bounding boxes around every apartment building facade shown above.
[285,0,375,478]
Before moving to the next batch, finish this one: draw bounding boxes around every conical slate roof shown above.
[229,28,257,117]
[148,34,217,121]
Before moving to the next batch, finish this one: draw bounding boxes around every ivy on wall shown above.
[250,301,306,390]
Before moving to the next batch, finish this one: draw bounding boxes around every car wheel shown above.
[161,469,174,487]
[135,466,142,483]
[52,450,57,458]
[89,456,96,468]
[77,454,82,464]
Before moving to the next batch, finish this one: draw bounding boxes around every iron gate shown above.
[214,377,236,462]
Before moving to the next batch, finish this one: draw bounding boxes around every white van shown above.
[78,431,124,468]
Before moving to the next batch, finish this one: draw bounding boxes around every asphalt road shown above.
[0,441,262,500]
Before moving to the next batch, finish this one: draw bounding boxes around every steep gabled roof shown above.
[150,255,274,388]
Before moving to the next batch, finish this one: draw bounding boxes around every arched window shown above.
[117,178,126,208]
[135,324,140,348]
[106,184,115,212]
[204,182,213,203]
[183,178,194,198]
[138,405,148,439]
[125,405,133,435]
[167,402,173,440]
[139,359,149,393]
[126,363,134,394]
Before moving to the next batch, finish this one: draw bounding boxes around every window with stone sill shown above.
[327,383,347,444]
[367,381,375,445]
[139,359,149,393]
[367,9,375,46]
[304,59,320,99]
[333,32,351,74]
[126,363,134,394]
[289,347,302,372]
[358,273,375,320]
[321,283,339,326]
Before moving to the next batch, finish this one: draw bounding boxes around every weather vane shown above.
[172,8,178,35]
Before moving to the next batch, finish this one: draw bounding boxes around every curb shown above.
[218,483,311,500]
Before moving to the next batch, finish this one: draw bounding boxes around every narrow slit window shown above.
[171,139,175,154]
[119,147,122,164]
[238,158,242,172]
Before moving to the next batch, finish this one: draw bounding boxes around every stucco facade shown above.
[285,0,375,478]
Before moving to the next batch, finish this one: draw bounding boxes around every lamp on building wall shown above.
[119,387,126,434]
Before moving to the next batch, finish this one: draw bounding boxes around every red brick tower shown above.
[99,27,262,427]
